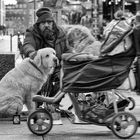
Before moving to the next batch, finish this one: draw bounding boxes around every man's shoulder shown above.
[26,25,40,38]
[26,26,34,32]
[26,25,38,33]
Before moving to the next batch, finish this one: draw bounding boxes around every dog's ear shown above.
[33,51,42,67]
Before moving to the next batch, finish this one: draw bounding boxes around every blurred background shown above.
[0,0,140,37]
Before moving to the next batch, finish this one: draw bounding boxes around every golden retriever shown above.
[0,48,57,116]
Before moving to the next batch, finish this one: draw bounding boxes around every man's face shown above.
[39,20,56,40]
[39,20,54,32]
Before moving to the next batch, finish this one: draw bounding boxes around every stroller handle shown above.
[32,90,65,104]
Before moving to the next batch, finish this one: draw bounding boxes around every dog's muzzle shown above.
[53,57,59,67]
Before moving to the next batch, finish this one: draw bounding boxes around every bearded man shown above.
[20,7,70,98]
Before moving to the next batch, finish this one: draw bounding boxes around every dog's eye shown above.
[46,54,49,58]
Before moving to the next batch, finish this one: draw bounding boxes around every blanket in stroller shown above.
[62,47,135,93]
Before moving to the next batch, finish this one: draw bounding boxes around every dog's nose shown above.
[53,58,58,66]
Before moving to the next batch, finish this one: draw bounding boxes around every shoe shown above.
[53,119,63,125]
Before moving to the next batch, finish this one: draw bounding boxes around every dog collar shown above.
[29,60,43,75]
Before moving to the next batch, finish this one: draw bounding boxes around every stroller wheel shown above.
[27,109,53,136]
[111,112,138,139]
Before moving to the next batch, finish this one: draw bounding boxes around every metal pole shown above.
[111,0,114,19]
[93,0,98,39]
[91,0,94,18]
[122,0,125,13]
[34,0,36,23]
[10,34,12,52]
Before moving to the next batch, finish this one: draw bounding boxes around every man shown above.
[20,7,71,96]
[20,7,72,123]
[133,12,140,94]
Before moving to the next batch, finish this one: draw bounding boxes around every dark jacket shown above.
[21,24,70,60]
[133,24,140,57]
[133,24,140,90]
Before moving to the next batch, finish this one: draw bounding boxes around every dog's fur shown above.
[0,48,57,116]
[62,25,101,56]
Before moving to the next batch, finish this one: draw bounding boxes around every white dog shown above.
[0,48,58,116]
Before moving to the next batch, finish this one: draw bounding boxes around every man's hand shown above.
[29,51,37,59]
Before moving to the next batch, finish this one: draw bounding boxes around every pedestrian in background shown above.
[101,10,133,56]
[80,14,92,28]
[133,12,140,94]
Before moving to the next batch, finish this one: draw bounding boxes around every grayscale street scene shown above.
[0,0,140,140]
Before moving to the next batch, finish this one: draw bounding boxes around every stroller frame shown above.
[27,67,138,139]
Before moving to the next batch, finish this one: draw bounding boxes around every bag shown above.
[101,19,133,56]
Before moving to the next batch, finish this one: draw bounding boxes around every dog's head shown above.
[33,48,58,74]
[66,25,95,53]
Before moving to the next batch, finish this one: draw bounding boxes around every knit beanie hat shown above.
[36,7,54,24]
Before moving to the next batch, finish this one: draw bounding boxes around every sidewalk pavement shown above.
[0,117,140,140]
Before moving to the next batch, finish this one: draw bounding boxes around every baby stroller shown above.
[27,46,138,139]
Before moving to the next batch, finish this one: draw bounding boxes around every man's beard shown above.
[42,27,56,41]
